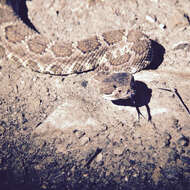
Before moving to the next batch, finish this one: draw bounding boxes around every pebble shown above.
[0,125,5,135]
[41,184,48,189]
[73,129,85,139]
[177,136,189,147]
[150,0,158,3]
[0,45,5,58]
[96,152,103,162]
[113,147,124,155]
[146,15,157,23]
[80,136,90,145]
[163,132,172,147]
[164,139,170,147]
[124,175,129,182]
[81,80,88,88]
[159,23,166,30]
[120,165,125,176]
[173,42,190,51]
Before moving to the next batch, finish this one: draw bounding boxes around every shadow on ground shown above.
[112,81,152,121]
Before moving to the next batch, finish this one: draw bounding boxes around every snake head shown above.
[96,72,135,100]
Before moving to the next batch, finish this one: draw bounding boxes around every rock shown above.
[120,165,125,176]
[173,42,190,51]
[96,152,103,162]
[163,132,172,147]
[177,136,189,147]
[73,129,85,139]
[146,15,157,23]
[113,147,124,155]
[164,139,170,147]
[158,23,166,30]
[0,45,6,58]
[80,136,90,145]
[32,98,101,137]
[152,167,161,185]
[81,80,88,88]
[0,125,5,135]
[41,184,48,189]
[124,175,129,182]
[150,0,158,3]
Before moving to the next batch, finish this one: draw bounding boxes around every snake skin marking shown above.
[0,4,153,76]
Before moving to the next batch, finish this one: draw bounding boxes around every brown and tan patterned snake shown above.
[0,2,153,100]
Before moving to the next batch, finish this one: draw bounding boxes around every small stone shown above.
[99,123,108,132]
[177,136,189,147]
[164,139,170,147]
[187,150,190,156]
[96,152,103,162]
[159,23,166,30]
[152,167,161,185]
[150,0,158,3]
[107,133,114,140]
[132,172,138,177]
[41,184,48,189]
[81,80,88,88]
[83,173,88,177]
[34,164,43,170]
[113,147,124,155]
[80,136,90,145]
[173,42,190,51]
[164,132,172,140]
[120,166,126,176]
[146,15,157,23]
[0,125,5,135]
[163,132,172,147]
[124,175,129,182]
[0,45,6,58]
[73,129,85,139]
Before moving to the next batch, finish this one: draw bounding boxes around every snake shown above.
[0,2,153,100]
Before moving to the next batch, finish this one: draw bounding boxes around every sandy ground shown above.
[0,0,190,189]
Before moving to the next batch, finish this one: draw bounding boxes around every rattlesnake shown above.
[0,2,153,100]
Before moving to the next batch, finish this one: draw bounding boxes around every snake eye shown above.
[113,85,117,89]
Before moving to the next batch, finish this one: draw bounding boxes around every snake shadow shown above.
[145,40,166,71]
[112,80,152,121]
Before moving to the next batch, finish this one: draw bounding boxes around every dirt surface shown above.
[0,0,190,189]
